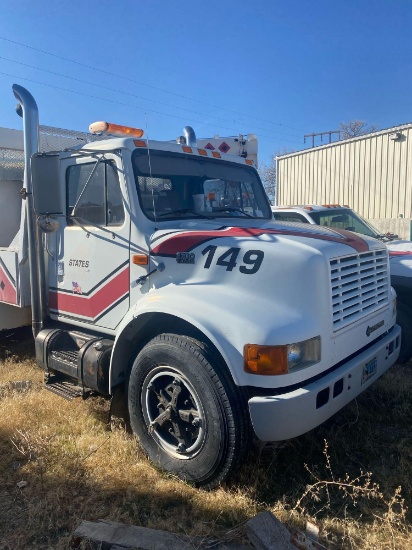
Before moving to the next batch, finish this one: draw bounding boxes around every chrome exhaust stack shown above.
[183,126,196,147]
[13,84,46,337]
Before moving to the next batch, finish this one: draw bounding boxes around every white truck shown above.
[0,85,401,487]
[272,204,412,362]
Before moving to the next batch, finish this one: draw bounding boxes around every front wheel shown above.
[127,334,250,487]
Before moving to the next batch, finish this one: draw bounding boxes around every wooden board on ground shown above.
[72,519,252,550]
[246,511,328,550]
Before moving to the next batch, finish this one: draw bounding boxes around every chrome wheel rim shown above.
[141,366,206,459]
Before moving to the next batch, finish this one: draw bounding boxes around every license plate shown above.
[362,357,377,385]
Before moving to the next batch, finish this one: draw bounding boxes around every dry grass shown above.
[0,327,411,549]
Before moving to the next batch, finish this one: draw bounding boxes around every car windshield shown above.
[309,209,381,238]
[132,149,271,220]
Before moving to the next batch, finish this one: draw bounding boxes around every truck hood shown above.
[386,239,412,254]
[143,218,394,389]
[148,219,387,314]
[150,219,385,261]
[385,239,412,279]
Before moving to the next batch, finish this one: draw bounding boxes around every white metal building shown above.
[276,124,412,238]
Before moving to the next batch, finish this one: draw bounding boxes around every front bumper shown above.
[248,324,401,441]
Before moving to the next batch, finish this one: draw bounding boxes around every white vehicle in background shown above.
[272,204,412,362]
[0,86,401,487]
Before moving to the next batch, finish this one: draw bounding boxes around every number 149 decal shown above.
[201,245,264,274]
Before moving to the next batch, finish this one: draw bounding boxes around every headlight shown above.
[244,336,321,375]
[287,343,303,366]
[287,336,321,370]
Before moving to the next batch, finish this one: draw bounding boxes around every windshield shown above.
[132,149,271,220]
[309,208,381,238]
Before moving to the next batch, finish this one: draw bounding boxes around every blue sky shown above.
[0,0,411,165]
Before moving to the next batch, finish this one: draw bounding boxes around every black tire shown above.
[127,334,251,487]
[396,301,412,363]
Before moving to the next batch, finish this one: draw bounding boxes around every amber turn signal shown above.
[244,344,288,375]
[132,254,149,265]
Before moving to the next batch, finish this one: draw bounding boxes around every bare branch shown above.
[339,120,379,139]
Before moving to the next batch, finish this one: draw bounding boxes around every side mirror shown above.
[31,153,63,215]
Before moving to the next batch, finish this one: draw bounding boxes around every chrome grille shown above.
[330,250,389,331]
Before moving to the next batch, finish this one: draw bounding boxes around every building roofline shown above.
[277,121,412,160]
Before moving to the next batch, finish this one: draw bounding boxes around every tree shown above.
[339,120,379,140]
[259,147,295,204]
[258,157,277,203]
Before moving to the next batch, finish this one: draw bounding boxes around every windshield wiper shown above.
[212,207,254,218]
[157,208,210,218]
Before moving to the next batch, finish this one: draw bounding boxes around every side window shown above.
[106,163,125,225]
[66,161,124,226]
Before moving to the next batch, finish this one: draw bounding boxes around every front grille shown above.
[330,250,389,331]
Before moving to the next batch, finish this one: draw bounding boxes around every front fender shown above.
[109,286,244,391]
[109,283,318,391]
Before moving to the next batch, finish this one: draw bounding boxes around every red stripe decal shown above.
[49,267,129,319]
[0,265,17,305]
[152,227,369,255]
[389,250,412,257]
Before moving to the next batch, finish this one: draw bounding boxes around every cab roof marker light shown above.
[182,146,193,153]
[245,159,253,165]
[134,139,147,147]
[198,149,208,156]
[89,121,144,138]
[212,151,221,158]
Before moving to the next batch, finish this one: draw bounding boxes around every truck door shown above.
[48,153,131,331]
